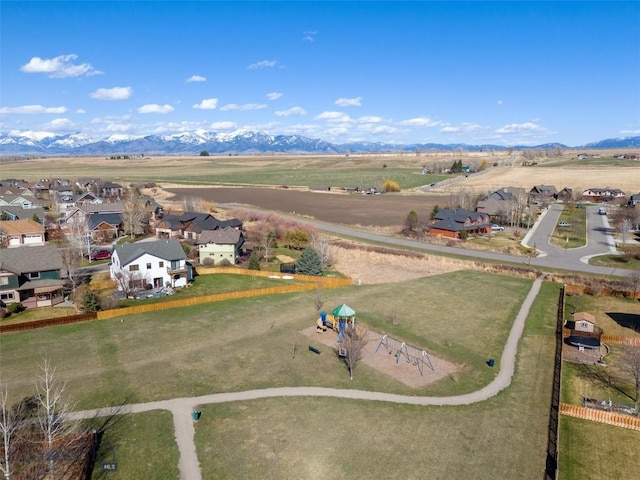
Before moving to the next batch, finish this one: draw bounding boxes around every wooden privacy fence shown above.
[196,266,353,287]
[1,270,353,332]
[0,312,97,334]
[560,403,640,431]
[562,328,640,347]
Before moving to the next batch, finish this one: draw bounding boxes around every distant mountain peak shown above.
[0,130,638,156]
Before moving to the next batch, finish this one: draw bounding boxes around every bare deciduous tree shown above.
[627,268,640,300]
[59,243,85,296]
[310,233,333,270]
[0,386,22,480]
[122,195,147,238]
[314,289,324,314]
[35,357,79,480]
[342,325,368,380]
[114,269,149,298]
[263,231,276,263]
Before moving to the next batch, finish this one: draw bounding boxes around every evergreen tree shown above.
[295,247,322,275]
[248,253,261,270]
[430,205,440,221]
[405,210,419,231]
[80,290,101,313]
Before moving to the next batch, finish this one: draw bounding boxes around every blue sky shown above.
[1,1,639,146]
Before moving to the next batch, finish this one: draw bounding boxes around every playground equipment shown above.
[315,304,357,344]
[374,334,435,376]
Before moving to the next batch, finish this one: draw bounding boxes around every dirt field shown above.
[162,185,448,228]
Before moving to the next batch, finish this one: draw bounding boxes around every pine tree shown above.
[405,210,419,231]
[248,253,261,271]
[295,247,322,275]
[80,290,102,312]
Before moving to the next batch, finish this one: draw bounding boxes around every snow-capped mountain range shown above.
[1,129,639,155]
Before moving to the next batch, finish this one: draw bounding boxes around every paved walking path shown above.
[70,276,544,480]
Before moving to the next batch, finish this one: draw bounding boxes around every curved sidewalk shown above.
[71,276,544,480]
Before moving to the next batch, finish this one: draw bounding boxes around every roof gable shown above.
[113,239,186,266]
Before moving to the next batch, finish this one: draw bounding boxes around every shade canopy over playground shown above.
[332,304,355,319]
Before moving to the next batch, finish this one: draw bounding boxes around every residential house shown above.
[556,187,573,203]
[64,202,124,230]
[154,212,242,240]
[0,194,43,210]
[87,212,122,242]
[0,219,46,247]
[476,187,526,218]
[110,239,192,291]
[197,227,244,265]
[99,181,125,199]
[1,205,46,223]
[581,188,626,203]
[528,185,558,204]
[627,193,640,207]
[428,208,492,239]
[0,245,65,308]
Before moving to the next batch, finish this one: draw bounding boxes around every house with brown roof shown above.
[528,185,558,205]
[581,188,625,203]
[196,227,245,265]
[428,208,492,239]
[0,219,46,247]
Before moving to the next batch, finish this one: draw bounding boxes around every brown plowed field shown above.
[164,186,449,228]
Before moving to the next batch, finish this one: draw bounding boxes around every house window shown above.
[159,261,164,268]
[129,264,139,272]
[0,277,8,286]
[0,293,14,301]
[27,272,40,279]
[146,263,152,270]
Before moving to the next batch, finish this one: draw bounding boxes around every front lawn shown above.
[550,205,587,248]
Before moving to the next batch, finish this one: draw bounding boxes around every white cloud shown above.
[398,117,441,127]
[303,30,318,42]
[193,98,218,110]
[42,118,74,130]
[440,123,483,134]
[90,86,132,101]
[76,109,86,114]
[0,105,68,114]
[210,121,237,130]
[20,54,102,78]
[275,106,307,117]
[495,122,545,134]
[357,124,398,134]
[248,60,277,69]
[137,104,175,114]
[220,103,267,111]
[315,111,351,123]
[266,92,283,101]
[356,116,382,124]
[334,96,362,107]
[106,122,133,132]
[620,129,640,135]
[497,100,503,106]
[187,75,207,83]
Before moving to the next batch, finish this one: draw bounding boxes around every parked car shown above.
[558,222,572,227]
[598,207,607,215]
[90,249,112,261]
[491,224,505,231]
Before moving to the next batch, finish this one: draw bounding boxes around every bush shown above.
[219,258,232,267]
[383,180,400,193]
[202,257,214,266]
[248,254,261,271]
[7,303,25,314]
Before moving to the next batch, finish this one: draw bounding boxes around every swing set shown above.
[374,334,435,376]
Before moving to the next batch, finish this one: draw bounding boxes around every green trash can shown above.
[192,410,201,421]
[487,358,495,367]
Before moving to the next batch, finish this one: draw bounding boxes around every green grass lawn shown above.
[559,416,640,480]
[0,271,531,409]
[550,205,587,248]
[193,280,559,479]
[564,293,640,338]
[86,410,179,480]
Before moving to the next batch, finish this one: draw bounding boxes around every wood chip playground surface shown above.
[301,325,458,388]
